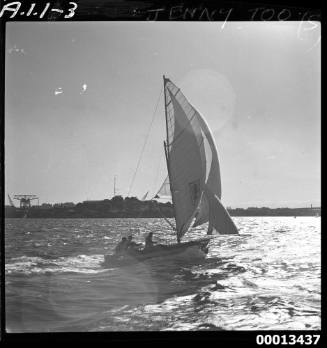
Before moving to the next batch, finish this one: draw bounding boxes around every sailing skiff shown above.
[104,76,238,267]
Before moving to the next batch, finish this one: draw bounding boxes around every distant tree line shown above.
[4,196,320,218]
[229,207,320,216]
[5,196,174,218]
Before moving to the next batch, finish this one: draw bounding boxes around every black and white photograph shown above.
[3,16,321,334]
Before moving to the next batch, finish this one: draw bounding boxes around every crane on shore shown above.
[7,194,16,208]
[13,195,38,209]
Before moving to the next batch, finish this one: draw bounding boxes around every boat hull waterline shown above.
[103,239,210,267]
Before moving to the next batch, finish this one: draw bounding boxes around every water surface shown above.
[5,217,321,331]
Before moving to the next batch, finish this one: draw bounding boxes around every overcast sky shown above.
[5,21,320,208]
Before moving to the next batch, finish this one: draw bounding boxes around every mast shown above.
[163,76,179,241]
[163,75,170,155]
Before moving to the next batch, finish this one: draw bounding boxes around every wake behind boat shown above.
[104,76,238,267]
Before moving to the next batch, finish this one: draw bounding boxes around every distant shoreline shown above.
[4,215,321,219]
[5,196,321,219]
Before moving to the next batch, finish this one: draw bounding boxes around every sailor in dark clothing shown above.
[144,232,154,249]
[126,235,141,250]
[114,237,128,255]
[207,221,214,235]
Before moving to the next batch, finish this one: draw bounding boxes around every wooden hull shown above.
[103,238,210,267]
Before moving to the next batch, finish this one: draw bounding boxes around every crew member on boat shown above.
[144,232,155,249]
[126,235,141,250]
[114,237,128,255]
[207,221,214,235]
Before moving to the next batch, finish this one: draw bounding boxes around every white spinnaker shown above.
[192,112,238,234]
[164,78,207,240]
[193,112,221,227]
[197,113,221,198]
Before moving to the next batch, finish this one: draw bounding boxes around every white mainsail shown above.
[162,76,238,240]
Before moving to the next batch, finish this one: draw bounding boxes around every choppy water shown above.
[5,217,320,332]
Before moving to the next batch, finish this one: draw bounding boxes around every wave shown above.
[6,254,108,275]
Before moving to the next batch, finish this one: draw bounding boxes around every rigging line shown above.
[127,85,164,196]
[152,201,176,231]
